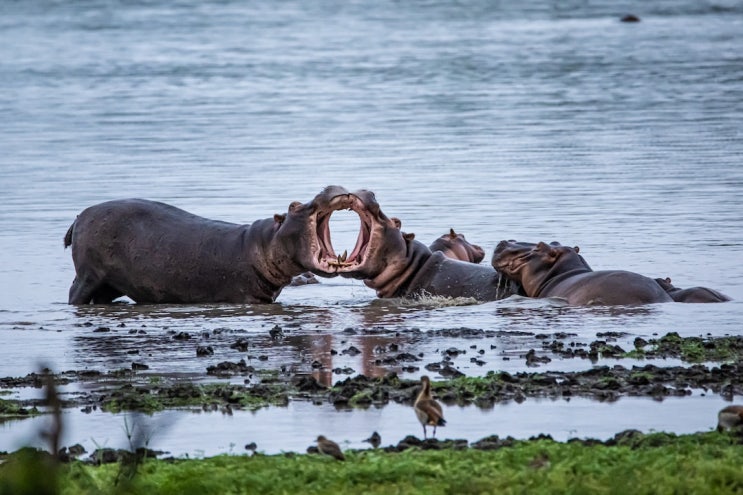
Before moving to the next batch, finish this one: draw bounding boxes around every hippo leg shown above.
[69,275,123,305]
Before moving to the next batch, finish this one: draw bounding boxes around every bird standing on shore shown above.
[414,375,446,438]
[364,431,381,449]
[717,405,743,432]
[316,435,346,461]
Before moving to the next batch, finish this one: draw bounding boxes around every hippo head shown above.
[291,185,406,279]
[492,240,586,297]
[429,228,485,264]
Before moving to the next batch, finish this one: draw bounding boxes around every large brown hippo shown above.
[492,240,673,306]
[654,277,731,303]
[428,229,485,264]
[347,222,520,300]
[64,186,394,304]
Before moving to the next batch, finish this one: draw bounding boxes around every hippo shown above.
[64,186,391,304]
[654,277,731,303]
[491,240,673,306]
[341,214,520,300]
[428,229,485,264]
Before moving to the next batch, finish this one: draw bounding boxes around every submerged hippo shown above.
[428,229,485,264]
[65,186,389,304]
[492,240,673,306]
[341,213,519,300]
[654,277,731,303]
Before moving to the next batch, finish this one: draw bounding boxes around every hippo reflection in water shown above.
[64,186,400,304]
[492,240,730,306]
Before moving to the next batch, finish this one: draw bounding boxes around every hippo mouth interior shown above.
[313,194,374,274]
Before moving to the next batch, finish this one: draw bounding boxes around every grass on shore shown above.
[3,431,743,495]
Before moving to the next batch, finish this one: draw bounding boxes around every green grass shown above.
[4,432,743,495]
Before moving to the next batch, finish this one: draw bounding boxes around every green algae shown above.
[0,398,41,422]
[100,381,290,414]
[624,332,743,363]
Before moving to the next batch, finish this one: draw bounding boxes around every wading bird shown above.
[316,435,345,461]
[414,375,446,438]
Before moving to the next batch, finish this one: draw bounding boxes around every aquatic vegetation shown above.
[625,332,743,363]
[0,398,40,421]
[100,381,291,414]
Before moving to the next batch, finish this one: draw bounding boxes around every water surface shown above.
[1,0,742,454]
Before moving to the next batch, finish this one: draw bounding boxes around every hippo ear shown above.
[403,232,415,242]
[391,217,402,229]
[274,213,286,225]
[449,228,457,238]
[573,246,580,253]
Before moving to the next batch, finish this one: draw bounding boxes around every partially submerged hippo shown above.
[344,217,519,300]
[654,277,731,303]
[492,240,673,306]
[428,229,485,264]
[64,186,390,304]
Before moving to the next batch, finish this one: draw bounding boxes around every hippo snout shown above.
[495,240,511,252]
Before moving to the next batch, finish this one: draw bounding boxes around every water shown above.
[1,0,742,455]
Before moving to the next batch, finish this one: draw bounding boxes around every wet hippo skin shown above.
[492,240,674,306]
[654,277,731,303]
[64,186,383,304]
[351,224,520,301]
[428,228,485,264]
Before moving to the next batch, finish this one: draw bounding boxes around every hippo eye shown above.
[288,201,302,212]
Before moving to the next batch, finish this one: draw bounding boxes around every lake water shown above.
[1,0,742,456]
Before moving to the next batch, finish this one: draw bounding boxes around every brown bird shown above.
[414,375,446,438]
[364,431,381,449]
[316,435,345,461]
[717,405,743,432]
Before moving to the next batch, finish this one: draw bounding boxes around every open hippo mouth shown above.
[309,189,378,275]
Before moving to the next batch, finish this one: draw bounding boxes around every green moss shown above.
[98,382,290,414]
[0,398,41,420]
[348,390,374,407]
[621,333,743,363]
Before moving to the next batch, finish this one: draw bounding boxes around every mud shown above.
[3,329,742,460]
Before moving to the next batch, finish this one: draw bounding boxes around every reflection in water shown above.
[1,396,726,457]
[73,302,337,323]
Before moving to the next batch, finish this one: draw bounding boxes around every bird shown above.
[717,405,743,432]
[316,435,345,461]
[414,375,446,439]
[364,431,381,449]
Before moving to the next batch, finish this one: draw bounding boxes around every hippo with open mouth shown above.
[345,216,520,300]
[428,228,486,264]
[492,240,673,306]
[654,277,731,303]
[64,185,387,304]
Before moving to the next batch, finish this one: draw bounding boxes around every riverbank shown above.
[3,430,743,494]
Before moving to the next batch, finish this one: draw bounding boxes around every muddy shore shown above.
[2,330,742,425]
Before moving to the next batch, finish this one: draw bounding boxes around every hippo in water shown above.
[428,229,485,264]
[654,277,731,303]
[340,213,519,300]
[64,186,392,304]
[492,240,673,306]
